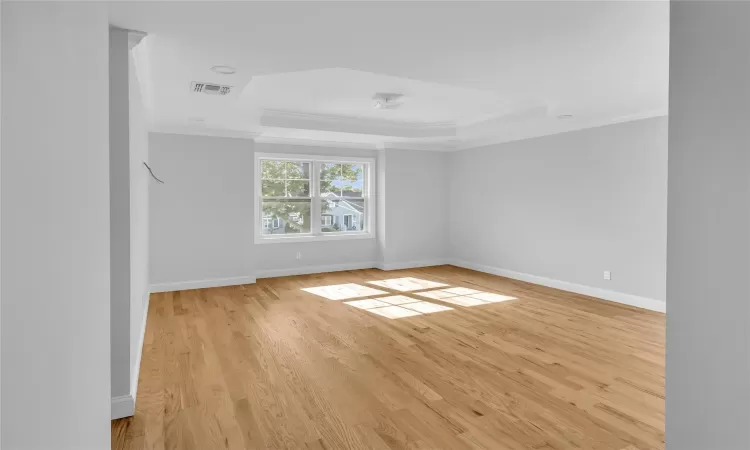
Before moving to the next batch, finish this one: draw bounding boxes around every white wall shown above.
[109,27,151,417]
[0,0,4,440]
[109,27,131,403]
[149,133,254,291]
[450,117,668,305]
[149,137,454,285]
[666,3,750,448]
[128,34,150,409]
[147,121,667,314]
[380,148,449,268]
[1,3,111,448]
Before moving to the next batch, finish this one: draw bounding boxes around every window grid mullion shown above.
[312,161,321,236]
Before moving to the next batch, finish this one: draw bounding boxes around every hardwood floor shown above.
[112,265,665,450]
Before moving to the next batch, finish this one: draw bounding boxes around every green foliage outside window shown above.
[260,160,364,234]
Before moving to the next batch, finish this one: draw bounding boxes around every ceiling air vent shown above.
[191,81,232,96]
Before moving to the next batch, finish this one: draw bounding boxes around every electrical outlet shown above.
[296,252,302,260]
[603,271,612,280]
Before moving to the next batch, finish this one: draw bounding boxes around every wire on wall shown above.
[143,162,164,184]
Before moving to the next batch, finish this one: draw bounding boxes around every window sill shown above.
[255,232,375,245]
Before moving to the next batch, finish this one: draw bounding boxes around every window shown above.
[255,153,373,243]
[343,214,354,230]
[263,216,281,231]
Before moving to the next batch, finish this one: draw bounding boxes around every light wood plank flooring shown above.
[112,265,665,450]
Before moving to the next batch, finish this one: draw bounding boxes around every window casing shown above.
[255,153,374,243]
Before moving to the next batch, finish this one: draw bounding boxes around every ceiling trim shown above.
[260,108,457,138]
[262,109,455,130]
[383,141,457,152]
[149,109,668,153]
[253,135,380,150]
[126,30,148,51]
[150,125,260,140]
[451,108,668,151]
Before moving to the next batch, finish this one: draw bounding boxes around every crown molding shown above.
[382,140,458,152]
[150,124,261,141]
[148,109,667,153]
[261,108,457,139]
[451,108,668,151]
[262,109,455,130]
[253,135,380,150]
[127,30,148,50]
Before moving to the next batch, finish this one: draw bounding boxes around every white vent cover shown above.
[191,81,232,95]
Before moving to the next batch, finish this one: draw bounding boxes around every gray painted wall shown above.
[449,117,668,302]
[380,148,449,267]
[1,3,111,447]
[110,27,151,413]
[666,2,750,448]
[128,34,150,406]
[109,27,132,401]
[149,133,254,287]
[149,136,453,285]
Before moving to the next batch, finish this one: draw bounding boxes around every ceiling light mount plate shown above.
[372,92,405,110]
[211,65,236,75]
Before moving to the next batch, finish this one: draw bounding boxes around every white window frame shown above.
[255,152,375,244]
[321,214,333,227]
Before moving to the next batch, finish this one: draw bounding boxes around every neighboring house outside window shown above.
[255,153,373,243]
[343,214,354,230]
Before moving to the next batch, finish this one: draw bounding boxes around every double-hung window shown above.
[255,153,373,243]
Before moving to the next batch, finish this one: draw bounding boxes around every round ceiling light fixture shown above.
[557,114,574,119]
[211,65,236,75]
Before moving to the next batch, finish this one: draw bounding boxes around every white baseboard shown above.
[131,291,150,400]
[112,394,135,420]
[149,275,256,293]
[255,259,451,279]
[376,258,450,271]
[451,260,666,313]
[112,290,151,421]
[256,261,377,279]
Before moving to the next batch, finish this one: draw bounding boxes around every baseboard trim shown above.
[256,261,377,279]
[376,259,451,271]
[149,275,256,293]
[111,394,135,420]
[131,290,150,400]
[148,260,453,289]
[112,291,150,421]
[451,260,666,313]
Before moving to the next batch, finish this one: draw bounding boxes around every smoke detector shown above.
[191,81,232,96]
[372,92,404,109]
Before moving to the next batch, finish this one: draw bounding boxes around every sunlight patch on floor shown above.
[366,277,449,292]
[416,288,516,306]
[367,305,423,319]
[376,295,421,305]
[344,294,453,319]
[302,283,388,301]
